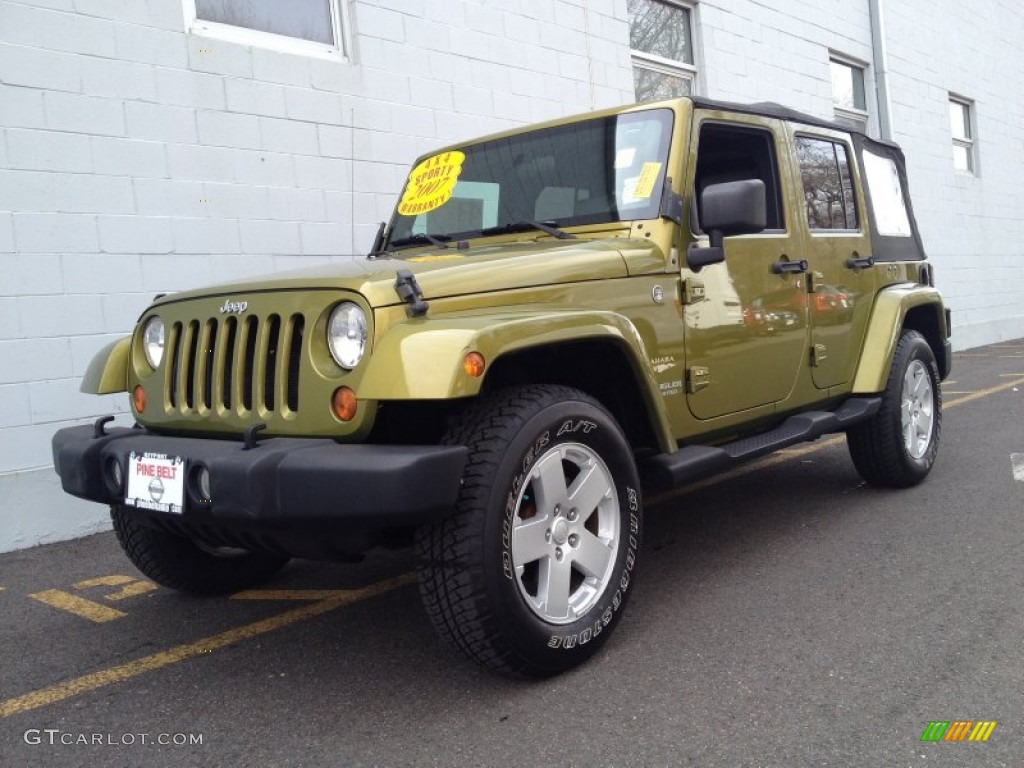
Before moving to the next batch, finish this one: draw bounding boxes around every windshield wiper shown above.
[387,232,452,250]
[480,220,576,240]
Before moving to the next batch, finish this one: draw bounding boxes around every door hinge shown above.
[682,278,706,304]
[686,366,710,393]
[808,271,825,293]
[810,343,828,367]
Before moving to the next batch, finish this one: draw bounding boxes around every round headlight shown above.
[327,302,368,369]
[143,316,164,369]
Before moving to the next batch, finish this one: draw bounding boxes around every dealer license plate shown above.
[125,452,185,514]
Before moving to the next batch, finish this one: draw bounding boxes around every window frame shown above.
[692,120,788,234]
[949,95,976,174]
[182,0,350,60]
[794,135,861,233]
[629,0,699,100]
[828,53,869,130]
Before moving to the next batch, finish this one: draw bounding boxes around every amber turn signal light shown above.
[463,351,486,378]
[132,385,146,413]
[331,386,358,422]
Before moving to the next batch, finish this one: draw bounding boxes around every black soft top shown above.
[689,97,927,261]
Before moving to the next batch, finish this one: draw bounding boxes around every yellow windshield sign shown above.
[398,151,465,216]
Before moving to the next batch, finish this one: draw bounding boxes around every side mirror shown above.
[686,179,767,271]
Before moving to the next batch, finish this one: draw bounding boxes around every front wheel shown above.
[847,329,942,488]
[111,506,289,595]
[416,385,642,678]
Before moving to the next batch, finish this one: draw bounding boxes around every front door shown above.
[683,114,809,420]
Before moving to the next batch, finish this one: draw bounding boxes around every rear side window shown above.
[795,137,858,230]
[861,150,912,236]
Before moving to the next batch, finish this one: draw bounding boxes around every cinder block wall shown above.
[0,0,635,551]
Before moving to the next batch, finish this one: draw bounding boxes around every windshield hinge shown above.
[681,278,706,304]
[659,177,684,225]
[394,269,429,317]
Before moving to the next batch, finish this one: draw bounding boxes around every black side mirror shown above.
[686,179,767,271]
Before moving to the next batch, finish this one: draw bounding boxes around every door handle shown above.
[845,255,874,270]
[771,258,808,275]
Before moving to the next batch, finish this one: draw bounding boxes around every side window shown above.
[861,150,912,236]
[795,137,858,230]
[694,124,785,230]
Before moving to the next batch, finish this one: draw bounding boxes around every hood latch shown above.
[394,269,429,317]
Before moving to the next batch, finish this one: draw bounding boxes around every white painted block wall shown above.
[0,0,635,551]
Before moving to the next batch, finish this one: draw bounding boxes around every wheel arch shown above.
[481,339,671,455]
[361,310,677,453]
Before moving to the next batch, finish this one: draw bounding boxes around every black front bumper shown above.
[52,423,468,557]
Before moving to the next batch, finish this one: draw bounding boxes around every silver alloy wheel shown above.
[510,442,619,625]
[901,359,935,459]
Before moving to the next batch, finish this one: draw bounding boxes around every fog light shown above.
[463,351,486,378]
[331,387,358,422]
[133,385,146,413]
[106,457,124,493]
[197,466,211,501]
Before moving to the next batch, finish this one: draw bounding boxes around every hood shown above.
[152,238,667,310]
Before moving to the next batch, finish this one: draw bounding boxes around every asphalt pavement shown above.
[1,340,1022,767]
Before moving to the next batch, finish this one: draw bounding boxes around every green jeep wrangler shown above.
[52,97,951,677]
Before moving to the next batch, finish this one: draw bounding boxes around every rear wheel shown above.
[847,329,942,488]
[415,385,642,677]
[111,506,289,595]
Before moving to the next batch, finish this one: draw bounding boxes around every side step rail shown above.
[641,397,881,491]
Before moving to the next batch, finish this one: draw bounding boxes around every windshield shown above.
[385,108,674,249]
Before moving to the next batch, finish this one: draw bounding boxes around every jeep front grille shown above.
[167,313,305,415]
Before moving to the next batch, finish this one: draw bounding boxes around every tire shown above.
[847,329,942,488]
[415,385,642,678]
[111,505,289,595]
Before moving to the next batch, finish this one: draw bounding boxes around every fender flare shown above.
[360,309,676,449]
[81,337,131,394]
[852,285,949,393]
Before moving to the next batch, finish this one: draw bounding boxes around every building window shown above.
[795,137,858,230]
[184,0,348,58]
[628,0,697,102]
[949,97,975,173]
[829,56,868,130]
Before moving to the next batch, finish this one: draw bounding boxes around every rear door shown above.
[787,125,876,390]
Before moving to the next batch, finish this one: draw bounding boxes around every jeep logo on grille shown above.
[219,300,248,315]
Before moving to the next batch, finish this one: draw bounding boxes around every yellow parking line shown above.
[29,590,127,624]
[945,375,1024,407]
[74,575,137,589]
[999,373,1024,377]
[1,574,415,719]
[74,574,158,601]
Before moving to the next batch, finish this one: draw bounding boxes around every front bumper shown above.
[52,422,468,556]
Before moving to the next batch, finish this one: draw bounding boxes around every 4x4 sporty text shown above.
[53,98,951,677]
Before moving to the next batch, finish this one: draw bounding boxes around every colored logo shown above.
[920,720,997,742]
